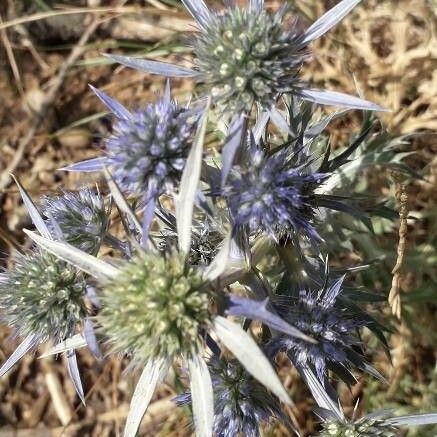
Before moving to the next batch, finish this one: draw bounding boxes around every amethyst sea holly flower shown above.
[107,0,384,115]
[41,187,110,255]
[267,272,377,384]
[0,181,104,403]
[62,82,199,239]
[177,356,289,437]
[24,155,315,437]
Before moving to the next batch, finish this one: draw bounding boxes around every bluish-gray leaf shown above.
[104,169,143,235]
[176,101,209,254]
[249,0,264,13]
[67,350,85,405]
[301,0,362,45]
[221,115,246,187]
[181,0,212,31]
[203,231,231,282]
[268,107,292,136]
[89,85,131,120]
[84,319,103,360]
[252,111,269,143]
[226,295,316,343]
[39,334,87,358]
[300,365,344,421]
[385,414,437,427]
[213,316,291,405]
[123,358,169,437]
[107,55,198,78]
[187,354,214,437]
[24,230,119,280]
[0,334,38,377]
[299,89,385,111]
[12,175,52,239]
[60,157,106,173]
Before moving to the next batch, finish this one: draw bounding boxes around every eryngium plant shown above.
[98,250,213,362]
[64,83,198,200]
[268,274,371,382]
[0,251,87,343]
[223,139,328,240]
[192,5,309,114]
[41,188,110,254]
[319,418,396,437]
[108,0,383,116]
[177,357,287,437]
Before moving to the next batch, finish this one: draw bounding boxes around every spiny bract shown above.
[194,6,307,114]
[98,252,214,362]
[318,419,397,437]
[106,96,197,196]
[41,188,110,254]
[0,251,87,343]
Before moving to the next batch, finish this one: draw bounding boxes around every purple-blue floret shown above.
[106,96,197,196]
[223,145,329,240]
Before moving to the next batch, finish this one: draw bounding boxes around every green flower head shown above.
[319,419,397,437]
[98,251,214,362]
[0,251,87,343]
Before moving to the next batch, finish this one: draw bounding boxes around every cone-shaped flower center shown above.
[106,98,197,194]
[194,7,307,114]
[99,252,213,361]
[0,252,87,342]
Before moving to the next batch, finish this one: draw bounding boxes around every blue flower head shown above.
[223,139,329,240]
[41,188,110,254]
[268,274,368,382]
[104,90,197,196]
[177,356,287,437]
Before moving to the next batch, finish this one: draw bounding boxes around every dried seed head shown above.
[41,188,110,254]
[194,7,307,114]
[0,251,87,343]
[106,97,197,195]
[98,252,214,362]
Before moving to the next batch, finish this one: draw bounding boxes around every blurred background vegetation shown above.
[0,0,435,435]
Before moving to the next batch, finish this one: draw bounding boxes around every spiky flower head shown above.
[223,142,328,240]
[267,275,367,381]
[193,5,308,114]
[177,357,285,437]
[98,251,214,362]
[41,188,110,254]
[318,418,397,437]
[0,251,87,343]
[106,94,197,195]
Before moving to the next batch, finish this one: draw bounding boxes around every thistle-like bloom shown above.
[0,251,87,344]
[177,357,286,437]
[41,188,110,254]
[222,141,328,240]
[108,0,383,115]
[105,96,196,196]
[192,6,309,114]
[267,274,368,382]
[98,251,214,362]
[63,84,198,199]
